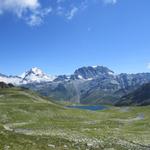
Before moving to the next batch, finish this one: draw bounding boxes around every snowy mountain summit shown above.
[21,67,56,84]
[0,67,56,85]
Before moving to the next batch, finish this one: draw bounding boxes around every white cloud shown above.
[66,7,78,20]
[0,0,51,26]
[0,0,39,16]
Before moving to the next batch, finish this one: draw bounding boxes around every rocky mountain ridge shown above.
[1,66,150,104]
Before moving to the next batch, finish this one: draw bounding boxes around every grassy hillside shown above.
[0,87,149,150]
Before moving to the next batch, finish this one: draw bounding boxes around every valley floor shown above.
[0,104,150,150]
[0,88,150,150]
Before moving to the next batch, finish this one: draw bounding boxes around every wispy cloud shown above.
[55,0,89,20]
[103,0,117,5]
[26,7,52,26]
[0,0,118,26]
[66,7,78,20]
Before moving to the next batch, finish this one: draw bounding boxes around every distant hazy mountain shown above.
[0,74,22,85]
[1,66,150,105]
[116,83,150,106]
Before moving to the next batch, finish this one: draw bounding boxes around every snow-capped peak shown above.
[92,65,98,68]
[31,67,43,75]
[21,67,43,76]
[21,67,56,84]
[21,67,44,77]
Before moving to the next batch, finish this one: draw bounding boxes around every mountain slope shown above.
[116,83,150,106]
[0,86,150,149]
[0,85,54,104]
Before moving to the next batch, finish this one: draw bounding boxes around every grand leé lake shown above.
[67,105,108,111]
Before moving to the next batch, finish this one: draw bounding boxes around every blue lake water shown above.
[67,105,107,111]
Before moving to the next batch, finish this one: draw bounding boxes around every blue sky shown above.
[0,0,150,75]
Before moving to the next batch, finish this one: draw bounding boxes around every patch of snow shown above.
[92,65,98,68]
[67,75,71,79]
[87,78,93,81]
[78,75,83,79]
[108,71,114,75]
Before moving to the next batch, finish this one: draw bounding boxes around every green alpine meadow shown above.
[0,86,149,150]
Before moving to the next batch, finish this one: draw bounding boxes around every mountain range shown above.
[1,66,150,105]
